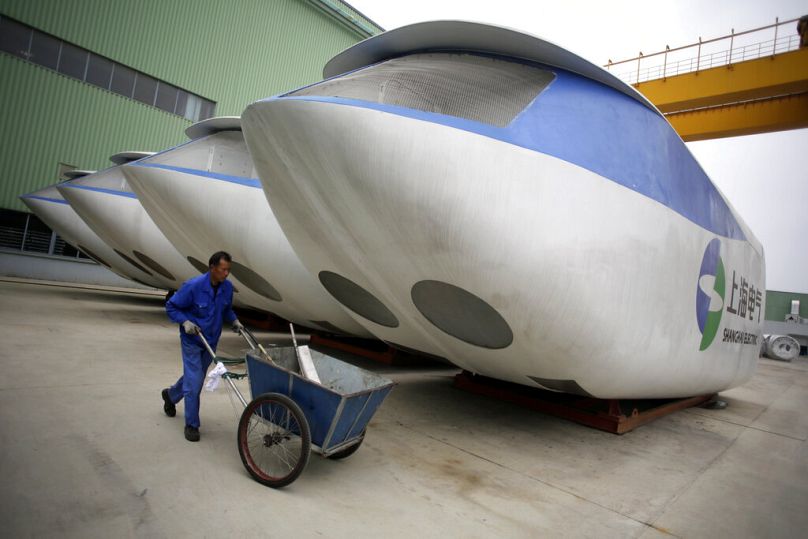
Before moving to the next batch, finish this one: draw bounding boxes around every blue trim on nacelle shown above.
[514,72,745,241]
[277,95,508,140]
[60,183,138,199]
[267,69,745,241]
[20,195,69,205]
[130,162,261,188]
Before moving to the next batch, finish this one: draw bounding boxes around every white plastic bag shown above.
[204,362,228,392]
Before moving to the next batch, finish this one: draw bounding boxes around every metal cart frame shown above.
[198,327,395,488]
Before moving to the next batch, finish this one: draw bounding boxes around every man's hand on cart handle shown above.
[182,320,201,335]
[231,319,245,334]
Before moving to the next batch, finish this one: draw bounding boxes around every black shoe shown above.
[162,389,176,417]
[184,425,200,442]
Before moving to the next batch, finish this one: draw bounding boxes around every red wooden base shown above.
[454,371,715,434]
[233,307,294,332]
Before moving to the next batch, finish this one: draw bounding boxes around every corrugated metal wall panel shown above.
[0,0,375,210]
[0,55,189,211]
[1,0,363,110]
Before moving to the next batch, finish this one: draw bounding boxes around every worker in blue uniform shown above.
[161,251,244,442]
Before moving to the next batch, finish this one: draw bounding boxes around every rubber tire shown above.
[237,392,311,488]
[327,429,365,460]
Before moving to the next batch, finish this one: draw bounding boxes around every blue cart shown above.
[199,329,395,488]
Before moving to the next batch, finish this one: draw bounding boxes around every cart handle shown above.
[239,326,259,350]
[197,332,218,363]
[197,332,248,408]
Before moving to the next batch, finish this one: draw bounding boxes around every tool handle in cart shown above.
[289,323,321,383]
[237,326,275,363]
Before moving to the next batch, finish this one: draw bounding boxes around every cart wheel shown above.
[327,429,365,460]
[237,392,311,488]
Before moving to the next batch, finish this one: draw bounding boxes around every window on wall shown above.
[175,90,189,117]
[0,209,28,250]
[57,41,88,79]
[0,208,89,261]
[52,236,81,258]
[155,82,178,113]
[133,73,157,105]
[0,14,216,122]
[110,63,136,97]
[0,16,30,59]
[199,100,216,122]
[85,53,113,88]
[22,213,53,253]
[0,162,88,260]
[29,31,59,69]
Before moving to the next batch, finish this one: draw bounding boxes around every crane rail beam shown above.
[666,92,808,142]
[635,47,808,114]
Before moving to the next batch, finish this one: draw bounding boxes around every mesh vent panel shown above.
[289,53,555,127]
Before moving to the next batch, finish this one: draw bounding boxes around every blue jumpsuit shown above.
[165,272,236,428]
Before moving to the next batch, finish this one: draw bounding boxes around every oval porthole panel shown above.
[186,255,209,274]
[230,261,281,301]
[133,250,176,281]
[308,320,346,335]
[77,244,111,268]
[411,280,513,349]
[318,271,399,328]
[113,249,152,276]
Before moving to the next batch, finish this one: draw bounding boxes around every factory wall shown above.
[0,53,190,211]
[0,0,379,211]
[765,290,808,321]
[0,250,145,288]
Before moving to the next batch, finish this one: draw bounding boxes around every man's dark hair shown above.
[209,251,232,268]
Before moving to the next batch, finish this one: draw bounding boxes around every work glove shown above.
[182,320,201,335]
[231,319,245,334]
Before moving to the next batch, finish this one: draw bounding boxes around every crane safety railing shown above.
[605,17,803,85]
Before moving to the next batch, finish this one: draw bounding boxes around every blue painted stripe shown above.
[60,183,138,199]
[265,68,745,241]
[131,162,261,188]
[20,195,69,205]
[517,72,745,241]
[274,95,503,139]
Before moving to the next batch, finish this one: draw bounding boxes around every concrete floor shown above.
[0,278,806,538]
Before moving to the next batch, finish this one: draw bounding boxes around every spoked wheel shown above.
[237,392,311,488]
[327,429,365,460]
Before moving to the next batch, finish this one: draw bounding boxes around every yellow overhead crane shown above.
[606,17,808,141]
